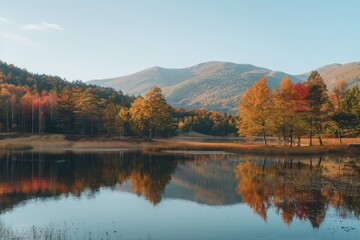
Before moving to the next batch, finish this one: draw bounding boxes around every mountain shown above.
[89,61,360,113]
[297,62,360,89]
[89,66,195,96]
[89,61,303,112]
[317,62,360,89]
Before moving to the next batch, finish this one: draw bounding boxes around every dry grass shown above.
[0,134,357,156]
[0,134,147,152]
[148,139,349,156]
[300,137,360,145]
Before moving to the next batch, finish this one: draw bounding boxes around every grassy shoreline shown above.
[0,133,358,156]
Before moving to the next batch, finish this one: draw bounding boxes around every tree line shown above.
[0,61,237,137]
[238,71,360,145]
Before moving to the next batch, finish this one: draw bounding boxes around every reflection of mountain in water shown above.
[0,152,242,212]
[0,151,359,229]
[165,159,242,205]
[115,158,242,205]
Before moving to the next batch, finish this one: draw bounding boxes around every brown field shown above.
[0,134,359,156]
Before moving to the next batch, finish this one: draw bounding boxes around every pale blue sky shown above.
[0,0,359,81]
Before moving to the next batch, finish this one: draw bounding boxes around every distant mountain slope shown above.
[89,61,303,112]
[89,66,195,95]
[162,62,303,112]
[297,62,360,89]
[317,62,360,89]
[89,61,360,113]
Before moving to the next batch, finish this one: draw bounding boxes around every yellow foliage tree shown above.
[129,86,171,138]
[144,86,171,138]
[129,97,147,136]
[238,77,274,145]
[273,76,298,146]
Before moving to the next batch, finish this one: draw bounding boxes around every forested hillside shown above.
[90,61,360,113]
[89,61,304,113]
[3,60,358,140]
[0,61,134,135]
[0,61,237,136]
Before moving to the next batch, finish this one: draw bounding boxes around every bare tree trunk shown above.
[262,157,267,171]
[337,129,342,144]
[32,96,34,133]
[315,156,322,176]
[11,101,14,132]
[297,135,301,147]
[21,111,24,133]
[282,120,285,146]
[38,100,41,134]
[309,118,313,146]
[262,129,267,146]
[318,136,323,146]
[50,104,54,121]
[91,118,94,136]
[6,106,9,132]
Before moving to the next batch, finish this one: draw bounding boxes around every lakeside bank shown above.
[0,134,359,156]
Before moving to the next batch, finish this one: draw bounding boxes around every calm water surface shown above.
[0,151,359,239]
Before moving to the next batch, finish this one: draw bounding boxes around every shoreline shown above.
[0,133,358,156]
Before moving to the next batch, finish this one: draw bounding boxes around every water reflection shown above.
[0,151,240,210]
[0,151,359,229]
[236,157,360,228]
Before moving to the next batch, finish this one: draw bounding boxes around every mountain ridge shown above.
[88,61,360,113]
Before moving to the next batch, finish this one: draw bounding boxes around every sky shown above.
[0,0,360,81]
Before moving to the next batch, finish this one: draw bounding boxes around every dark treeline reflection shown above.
[0,151,242,211]
[0,151,189,210]
[0,151,359,229]
[236,157,360,228]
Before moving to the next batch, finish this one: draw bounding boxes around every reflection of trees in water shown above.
[236,157,360,228]
[0,152,183,211]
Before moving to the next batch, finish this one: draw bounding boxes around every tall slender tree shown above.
[306,71,329,146]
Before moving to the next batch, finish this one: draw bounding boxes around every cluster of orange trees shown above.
[103,86,177,138]
[1,61,239,137]
[104,86,239,138]
[238,71,360,145]
[2,61,359,139]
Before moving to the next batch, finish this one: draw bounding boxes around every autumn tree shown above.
[273,76,298,146]
[143,86,171,138]
[238,77,274,145]
[129,97,147,137]
[0,86,11,131]
[305,71,330,146]
[103,103,118,134]
[57,88,77,133]
[330,80,349,143]
[342,85,360,134]
[292,82,310,146]
[75,89,104,135]
[116,107,132,136]
[129,86,171,139]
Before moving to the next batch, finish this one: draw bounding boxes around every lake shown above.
[0,150,359,239]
